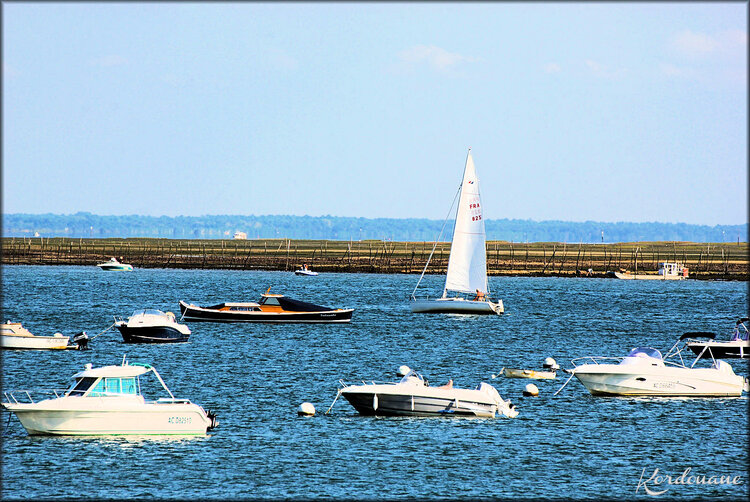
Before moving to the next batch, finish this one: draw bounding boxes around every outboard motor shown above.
[73,331,90,350]
[206,409,218,430]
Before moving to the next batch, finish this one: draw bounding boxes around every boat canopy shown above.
[72,364,151,379]
[276,297,332,312]
[625,347,663,360]
[679,331,717,340]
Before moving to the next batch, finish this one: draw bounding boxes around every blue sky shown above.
[2,2,747,225]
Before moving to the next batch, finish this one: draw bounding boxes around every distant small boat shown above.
[295,265,318,276]
[179,290,353,323]
[614,262,687,280]
[1,322,70,350]
[115,309,191,344]
[97,257,133,271]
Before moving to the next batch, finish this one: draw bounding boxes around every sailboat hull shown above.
[410,298,503,315]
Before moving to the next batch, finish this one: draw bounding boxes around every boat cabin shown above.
[65,364,150,398]
[658,262,688,278]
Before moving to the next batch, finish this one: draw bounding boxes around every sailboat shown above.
[410,149,503,315]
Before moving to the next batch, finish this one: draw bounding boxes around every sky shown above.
[2,2,747,225]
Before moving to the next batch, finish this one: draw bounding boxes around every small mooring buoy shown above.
[543,357,560,370]
[523,383,539,397]
[397,365,411,377]
[297,402,316,416]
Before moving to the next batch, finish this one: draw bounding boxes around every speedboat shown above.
[294,264,318,276]
[1,322,70,350]
[114,309,191,343]
[1,358,217,435]
[179,289,353,323]
[97,257,133,271]
[557,337,747,397]
[336,370,518,418]
[685,317,749,359]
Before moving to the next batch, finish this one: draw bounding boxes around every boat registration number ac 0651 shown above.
[653,382,676,389]
[168,416,192,425]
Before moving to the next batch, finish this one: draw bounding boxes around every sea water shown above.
[1,265,747,499]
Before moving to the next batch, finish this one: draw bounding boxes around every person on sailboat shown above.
[474,290,486,301]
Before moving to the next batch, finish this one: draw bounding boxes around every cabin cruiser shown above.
[336,370,518,418]
[1,322,70,350]
[614,261,688,280]
[557,337,747,397]
[179,289,353,323]
[97,257,133,271]
[685,317,749,359]
[1,358,217,435]
[114,309,191,343]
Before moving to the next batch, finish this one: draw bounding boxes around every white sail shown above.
[443,149,488,295]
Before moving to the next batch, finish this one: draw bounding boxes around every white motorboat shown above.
[614,261,688,280]
[411,148,503,315]
[97,257,133,271]
[685,317,750,359]
[2,358,217,435]
[557,337,747,397]
[115,309,191,343]
[294,264,318,276]
[1,322,70,350]
[335,370,518,418]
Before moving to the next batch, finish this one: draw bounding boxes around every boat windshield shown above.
[399,371,425,385]
[87,377,138,397]
[259,296,280,306]
[132,309,165,317]
[625,347,663,360]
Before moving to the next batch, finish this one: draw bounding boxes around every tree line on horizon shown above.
[2,212,746,244]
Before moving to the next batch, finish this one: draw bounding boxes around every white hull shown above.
[341,381,517,418]
[411,297,503,315]
[614,272,684,280]
[572,365,744,397]
[1,334,70,350]
[4,398,212,435]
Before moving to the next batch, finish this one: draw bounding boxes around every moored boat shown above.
[614,262,688,280]
[97,257,133,271]
[557,337,747,397]
[1,358,217,435]
[336,370,518,418]
[685,317,750,359]
[411,148,503,315]
[179,290,353,323]
[115,309,191,344]
[294,264,318,276]
[1,322,70,350]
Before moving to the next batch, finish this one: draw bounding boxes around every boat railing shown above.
[338,379,399,389]
[3,388,69,404]
[570,356,624,367]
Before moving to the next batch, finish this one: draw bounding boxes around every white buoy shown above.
[543,357,560,370]
[523,383,539,397]
[397,365,411,377]
[297,402,316,416]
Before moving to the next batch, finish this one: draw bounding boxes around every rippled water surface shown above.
[2,265,748,500]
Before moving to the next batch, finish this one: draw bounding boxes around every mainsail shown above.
[443,149,488,296]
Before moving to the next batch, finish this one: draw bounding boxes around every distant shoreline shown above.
[2,237,747,281]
